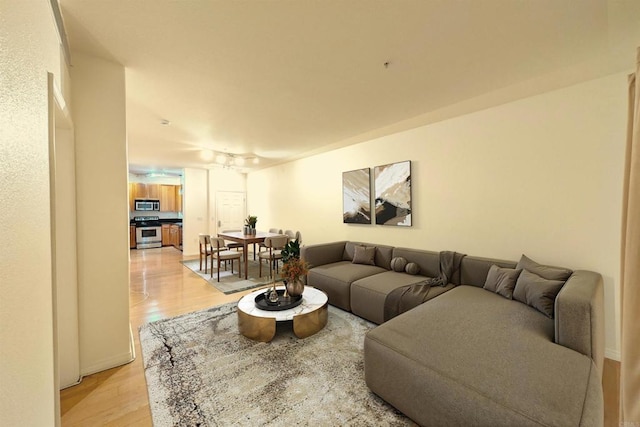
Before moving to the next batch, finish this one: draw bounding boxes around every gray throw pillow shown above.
[390,256,408,272]
[513,269,565,318]
[483,264,522,299]
[352,245,376,266]
[516,254,572,281]
[405,262,420,275]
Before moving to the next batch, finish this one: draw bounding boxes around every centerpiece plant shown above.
[280,239,307,297]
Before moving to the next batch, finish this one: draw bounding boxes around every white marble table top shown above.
[237,285,328,321]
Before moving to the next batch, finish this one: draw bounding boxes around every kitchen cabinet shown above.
[161,224,171,246]
[160,185,176,212]
[129,225,136,249]
[132,183,160,200]
[170,224,182,250]
[175,185,183,212]
[129,182,182,213]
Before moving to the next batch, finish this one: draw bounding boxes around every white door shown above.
[216,191,246,233]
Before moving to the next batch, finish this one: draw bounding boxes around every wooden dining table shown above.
[217,230,283,279]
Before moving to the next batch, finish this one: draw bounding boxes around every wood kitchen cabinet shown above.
[132,183,160,200]
[170,224,182,250]
[129,225,136,249]
[175,185,183,212]
[160,185,176,212]
[161,224,171,246]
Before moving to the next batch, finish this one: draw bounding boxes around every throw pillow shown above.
[483,264,522,299]
[513,269,565,318]
[405,262,421,275]
[352,245,376,266]
[390,256,408,272]
[516,254,572,281]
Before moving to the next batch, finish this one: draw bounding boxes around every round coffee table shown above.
[237,285,328,342]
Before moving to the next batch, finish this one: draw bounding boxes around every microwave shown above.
[135,199,160,211]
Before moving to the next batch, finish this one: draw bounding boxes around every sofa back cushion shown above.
[392,247,440,278]
[459,256,517,287]
[344,242,394,270]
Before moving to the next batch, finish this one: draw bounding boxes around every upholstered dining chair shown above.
[210,237,243,282]
[284,229,296,240]
[258,235,289,278]
[295,230,302,244]
[221,229,244,252]
[257,227,283,257]
[198,234,212,273]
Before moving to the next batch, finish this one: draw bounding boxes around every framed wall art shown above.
[342,168,371,224]
[374,160,412,226]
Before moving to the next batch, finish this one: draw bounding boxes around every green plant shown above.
[281,239,301,264]
[245,215,257,228]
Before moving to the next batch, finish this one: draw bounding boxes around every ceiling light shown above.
[160,119,171,126]
[215,154,227,165]
[252,157,260,165]
[234,157,245,166]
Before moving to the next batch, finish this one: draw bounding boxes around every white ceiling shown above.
[59,0,640,175]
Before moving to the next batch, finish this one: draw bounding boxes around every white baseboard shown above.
[605,348,621,361]
[80,349,135,377]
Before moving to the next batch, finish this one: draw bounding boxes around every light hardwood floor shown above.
[60,247,621,426]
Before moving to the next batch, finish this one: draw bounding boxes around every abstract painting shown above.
[374,160,412,226]
[342,168,371,224]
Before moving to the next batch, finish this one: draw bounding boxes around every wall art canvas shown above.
[374,160,412,226]
[342,168,371,224]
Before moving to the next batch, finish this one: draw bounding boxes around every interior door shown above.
[216,191,246,233]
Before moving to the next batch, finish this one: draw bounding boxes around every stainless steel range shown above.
[133,216,162,249]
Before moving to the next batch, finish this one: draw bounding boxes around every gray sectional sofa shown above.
[301,241,604,427]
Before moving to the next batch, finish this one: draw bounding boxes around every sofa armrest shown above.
[301,241,347,269]
[554,270,604,376]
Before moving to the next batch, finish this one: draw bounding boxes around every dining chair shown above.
[258,235,289,278]
[221,229,244,251]
[257,228,283,257]
[210,237,243,282]
[198,234,212,273]
[295,230,302,244]
[284,229,295,240]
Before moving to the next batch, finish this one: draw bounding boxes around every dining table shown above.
[217,230,283,280]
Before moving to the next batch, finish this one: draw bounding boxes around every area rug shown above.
[181,257,270,294]
[139,303,412,426]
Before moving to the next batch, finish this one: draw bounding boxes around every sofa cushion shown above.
[483,265,521,299]
[364,285,601,427]
[344,242,394,269]
[390,257,408,272]
[516,254,572,281]
[353,245,376,265]
[306,261,386,311]
[459,256,517,287]
[391,247,440,278]
[404,262,420,275]
[351,271,453,324]
[514,269,565,318]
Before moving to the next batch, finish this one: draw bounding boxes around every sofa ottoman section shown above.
[307,261,386,311]
[351,271,454,324]
[364,286,603,426]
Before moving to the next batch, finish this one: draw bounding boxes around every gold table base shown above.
[237,301,328,342]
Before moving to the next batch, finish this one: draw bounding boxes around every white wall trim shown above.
[605,348,621,361]
[80,350,134,377]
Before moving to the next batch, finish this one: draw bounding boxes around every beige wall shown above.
[248,72,628,359]
[71,53,132,375]
[183,168,209,256]
[0,1,66,425]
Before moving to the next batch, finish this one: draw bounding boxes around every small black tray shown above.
[255,289,303,311]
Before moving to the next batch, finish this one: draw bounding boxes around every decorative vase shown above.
[286,277,304,297]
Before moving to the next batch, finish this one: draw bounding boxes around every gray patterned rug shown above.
[139,303,412,426]
[181,258,271,294]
